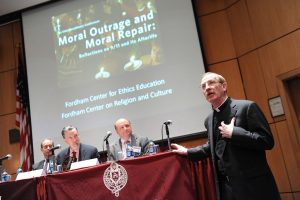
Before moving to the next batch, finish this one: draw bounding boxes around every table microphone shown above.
[163,120,172,151]
[103,131,112,141]
[103,131,112,161]
[163,120,172,125]
[0,154,12,165]
[50,144,61,151]
[0,154,12,161]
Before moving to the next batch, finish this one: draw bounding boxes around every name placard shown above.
[16,169,46,181]
[70,158,99,170]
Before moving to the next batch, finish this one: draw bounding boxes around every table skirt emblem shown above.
[103,162,128,197]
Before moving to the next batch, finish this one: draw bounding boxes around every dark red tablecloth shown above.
[45,152,215,200]
[0,152,216,200]
[0,178,37,200]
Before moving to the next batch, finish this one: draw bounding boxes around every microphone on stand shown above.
[163,120,172,125]
[0,154,12,161]
[163,120,172,151]
[103,131,112,162]
[103,131,112,141]
[50,144,61,151]
[0,154,12,165]
[49,144,61,156]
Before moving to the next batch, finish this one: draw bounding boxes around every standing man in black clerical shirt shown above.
[32,138,54,170]
[171,72,280,200]
[56,125,99,170]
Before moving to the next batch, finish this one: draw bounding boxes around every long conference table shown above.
[0,152,216,200]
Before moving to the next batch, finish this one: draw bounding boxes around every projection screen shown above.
[22,0,210,162]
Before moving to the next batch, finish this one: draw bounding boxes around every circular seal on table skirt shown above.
[103,162,128,197]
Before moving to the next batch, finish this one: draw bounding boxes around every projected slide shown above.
[52,0,162,88]
[22,0,211,162]
[49,0,168,121]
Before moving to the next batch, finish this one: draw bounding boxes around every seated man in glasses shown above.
[32,138,55,170]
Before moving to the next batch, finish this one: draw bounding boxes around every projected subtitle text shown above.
[61,79,172,119]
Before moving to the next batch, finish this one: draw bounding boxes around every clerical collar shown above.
[214,97,229,112]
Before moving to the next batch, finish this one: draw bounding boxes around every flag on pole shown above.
[16,48,32,172]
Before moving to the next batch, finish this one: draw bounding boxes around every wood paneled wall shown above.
[1,0,300,198]
[0,21,21,177]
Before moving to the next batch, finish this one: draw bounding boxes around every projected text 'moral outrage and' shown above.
[57,10,156,55]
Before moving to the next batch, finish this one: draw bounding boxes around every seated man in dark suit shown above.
[56,125,99,170]
[109,118,150,161]
[32,138,54,170]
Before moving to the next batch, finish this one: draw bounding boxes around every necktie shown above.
[124,140,130,149]
[72,151,77,162]
[44,159,49,171]
[122,141,130,158]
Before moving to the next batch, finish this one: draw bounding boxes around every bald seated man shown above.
[109,118,150,161]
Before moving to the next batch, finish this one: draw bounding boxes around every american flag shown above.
[16,50,32,172]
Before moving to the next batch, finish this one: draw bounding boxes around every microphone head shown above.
[164,120,172,125]
[7,154,12,160]
[104,131,112,141]
[106,131,112,136]
[50,144,61,151]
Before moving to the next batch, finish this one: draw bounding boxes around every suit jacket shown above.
[109,134,150,161]
[32,160,45,170]
[32,155,56,170]
[187,98,280,200]
[56,143,99,165]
